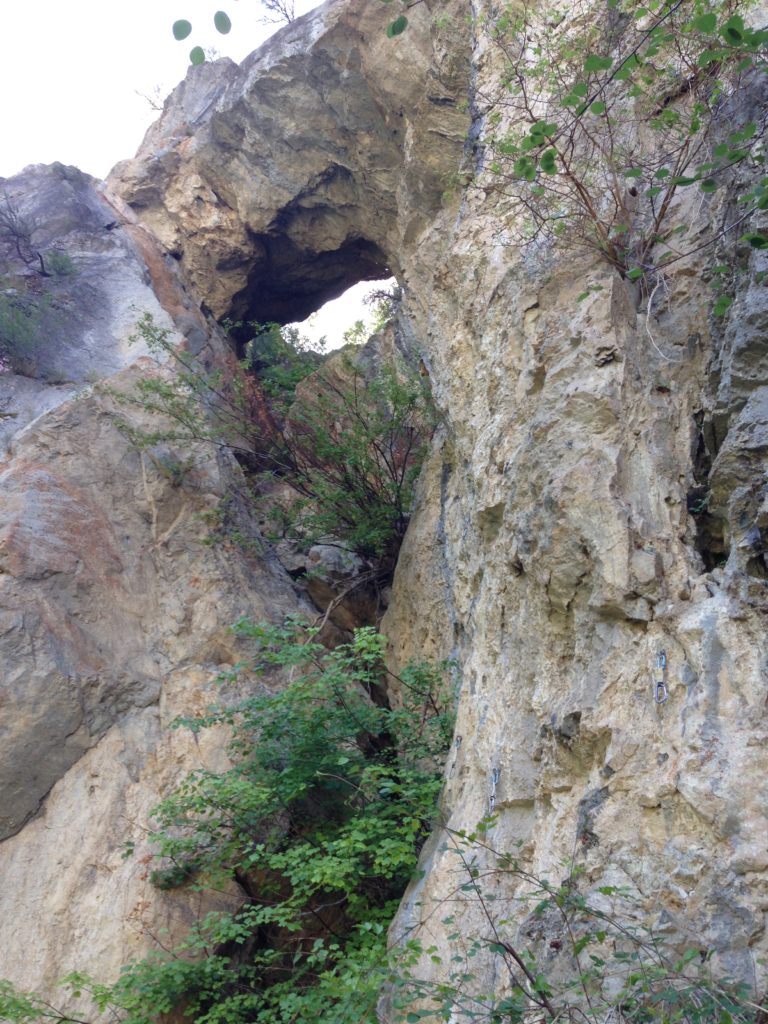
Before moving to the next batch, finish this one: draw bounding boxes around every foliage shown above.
[44,250,75,278]
[477,0,768,292]
[0,288,52,369]
[364,284,398,334]
[4,804,765,1024]
[0,194,76,279]
[114,313,278,466]
[271,355,435,561]
[0,622,453,1024]
[391,822,765,1024]
[0,192,77,368]
[116,312,435,564]
[243,321,324,414]
[172,0,295,65]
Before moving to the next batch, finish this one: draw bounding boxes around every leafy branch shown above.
[111,312,435,567]
[475,0,768,297]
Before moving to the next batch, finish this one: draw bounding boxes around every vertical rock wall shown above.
[381,8,768,998]
[3,0,767,1010]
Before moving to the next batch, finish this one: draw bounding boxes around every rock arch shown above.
[108,0,470,327]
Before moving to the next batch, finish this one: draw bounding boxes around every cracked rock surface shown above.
[2,0,768,1007]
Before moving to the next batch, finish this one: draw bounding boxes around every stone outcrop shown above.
[109,5,768,987]
[108,0,469,326]
[0,166,307,995]
[2,0,768,1013]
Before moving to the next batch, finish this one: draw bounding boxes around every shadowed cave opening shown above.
[226,233,391,346]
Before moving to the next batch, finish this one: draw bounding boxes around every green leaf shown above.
[530,120,558,137]
[713,295,733,315]
[670,175,699,186]
[700,179,718,193]
[626,268,644,281]
[624,168,644,178]
[540,149,557,174]
[730,122,757,145]
[190,46,206,65]
[584,54,613,72]
[698,48,724,66]
[576,286,604,302]
[386,14,408,37]
[741,232,768,249]
[514,156,537,181]
[172,19,192,40]
[692,12,717,33]
[721,15,745,44]
[214,11,232,34]
[589,101,607,114]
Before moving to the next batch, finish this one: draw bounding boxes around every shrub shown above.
[44,250,76,277]
[391,822,765,1024]
[476,0,768,292]
[0,621,453,1024]
[117,313,436,566]
[243,321,324,414]
[266,353,436,562]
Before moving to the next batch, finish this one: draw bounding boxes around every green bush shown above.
[243,321,323,413]
[118,313,435,565]
[44,250,76,277]
[0,621,453,1024]
[270,354,436,561]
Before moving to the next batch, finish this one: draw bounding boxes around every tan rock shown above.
[4,0,768,1012]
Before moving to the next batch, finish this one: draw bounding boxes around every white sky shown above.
[0,0,321,180]
[0,0,391,347]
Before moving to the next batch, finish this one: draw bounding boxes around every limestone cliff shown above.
[2,0,767,1014]
[0,165,308,994]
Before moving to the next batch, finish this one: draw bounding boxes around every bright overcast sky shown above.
[0,0,392,346]
[1,0,319,180]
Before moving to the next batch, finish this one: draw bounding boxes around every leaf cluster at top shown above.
[477,0,768,296]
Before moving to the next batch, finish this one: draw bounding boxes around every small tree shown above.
[0,192,38,270]
[474,0,768,295]
[117,314,435,567]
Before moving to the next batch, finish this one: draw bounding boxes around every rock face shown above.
[3,0,768,1012]
[111,0,768,994]
[108,0,469,326]
[0,166,307,995]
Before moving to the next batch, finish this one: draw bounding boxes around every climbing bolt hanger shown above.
[489,767,501,813]
[654,650,668,704]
